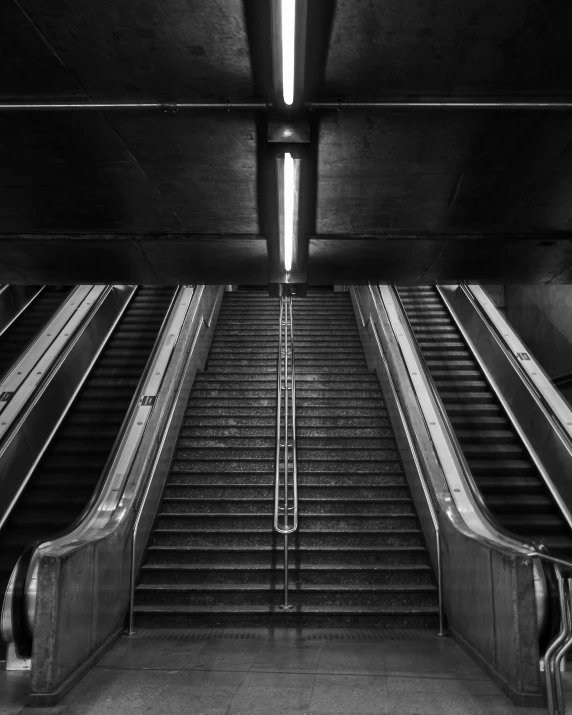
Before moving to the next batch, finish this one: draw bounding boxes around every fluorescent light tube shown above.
[282,0,295,105]
[284,152,294,271]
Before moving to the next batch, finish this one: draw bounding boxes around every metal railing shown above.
[527,549,572,715]
[351,285,444,635]
[273,296,299,611]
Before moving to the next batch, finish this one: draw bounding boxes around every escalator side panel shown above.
[10,286,219,704]
[355,285,544,706]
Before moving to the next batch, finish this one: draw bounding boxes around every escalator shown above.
[396,285,572,553]
[133,291,438,628]
[0,286,175,602]
[0,286,73,380]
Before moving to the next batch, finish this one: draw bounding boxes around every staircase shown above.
[396,285,572,553]
[134,290,439,628]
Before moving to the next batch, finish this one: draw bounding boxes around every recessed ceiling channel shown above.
[264,0,330,295]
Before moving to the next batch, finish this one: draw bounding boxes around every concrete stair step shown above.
[171,460,403,474]
[150,530,425,548]
[167,473,406,487]
[155,514,420,530]
[135,583,438,608]
[163,484,410,499]
[177,437,396,449]
[174,447,399,461]
[138,564,434,586]
[144,545,432,567]
[133,605,440,630]
[159,499,416,515]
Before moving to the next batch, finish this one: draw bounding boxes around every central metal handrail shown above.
[274,296,299,611]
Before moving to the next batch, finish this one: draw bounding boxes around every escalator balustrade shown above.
[0,286,176,602]
[396,285,572,553]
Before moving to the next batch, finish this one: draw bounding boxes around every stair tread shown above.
[136,583,437,592]
[134,604,439,614]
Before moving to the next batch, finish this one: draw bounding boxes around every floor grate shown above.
[129,627,440,642]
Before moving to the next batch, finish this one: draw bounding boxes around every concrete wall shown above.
[478,284,572,404]
[503,286,572,378]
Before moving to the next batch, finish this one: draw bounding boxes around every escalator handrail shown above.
[436,282,572,537]
[0,286,99,429]
[6,285,183,657]
[389,284,541,555]
[460,282,572,458]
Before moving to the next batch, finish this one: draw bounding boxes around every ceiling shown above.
[1,0,572,284]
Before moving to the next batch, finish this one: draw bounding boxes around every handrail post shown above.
[127,510,137,636]
[436,526,444,637]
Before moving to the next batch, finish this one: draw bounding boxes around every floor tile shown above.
[97,638,206,670]
[192,639,266,672]
[384,645,485,679]
[465,694,549,715]
[309,673,388,714]
[250,641,324,674]
[0,671,30,714]
[317,642,386,675]
[62,674,167,715]
[141,673,245,715]
[227,671,315,715]
[387,674,501,696]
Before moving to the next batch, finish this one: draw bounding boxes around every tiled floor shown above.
[0,630,556,714]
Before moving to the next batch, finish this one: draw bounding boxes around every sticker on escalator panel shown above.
[140,395,156,407]
[0,391,14,403]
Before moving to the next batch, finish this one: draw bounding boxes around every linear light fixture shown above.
[278,152,300,276]
[284,153,295,270]
[281,0,296,105]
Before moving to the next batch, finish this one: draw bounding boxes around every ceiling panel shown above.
[324,0,572,97]
[317,112,572,235]
[107,113,259,233]
[13,0,253,99]
[0,114,182,232]
[0,3,82,98]
[0,112,258,233]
